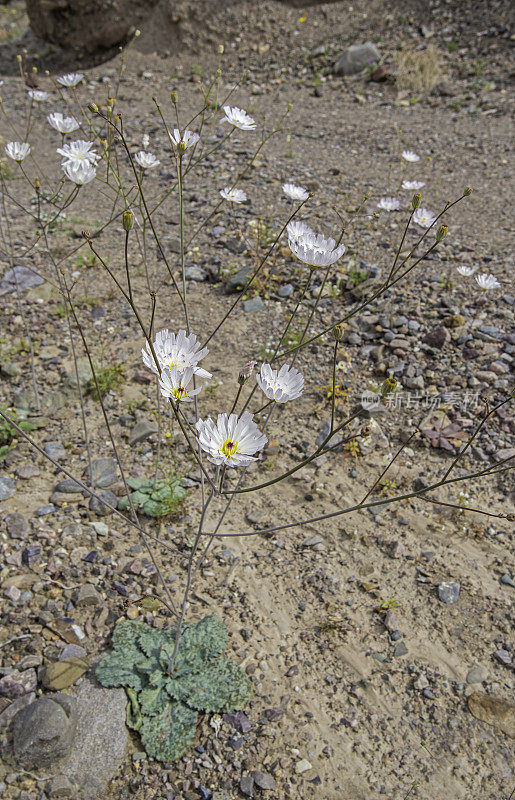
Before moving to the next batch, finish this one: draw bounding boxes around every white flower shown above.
[169,129,200,151]
[220,187,247,203]
[158,366,202,404]
[196,411,267,467]
[456,266,476,277]
[377,196,400,211]
[57,72,84,87]
[28,90,49,102]
[57,139,99,166]
[142,134,150,149]
[289,230,345,268]
[402,180,425,191]
[47,112,79,134]
[142,329,211,379]
[222,105,256,131]
[134,151,160,169]
[286,220,315,242]
[413,207,436,228]
[402,150,420,162]
[475,273,501,290]
[257,363,304,403]
[5,141,31,162]
[282,183,309,202]
[62,160,96,185]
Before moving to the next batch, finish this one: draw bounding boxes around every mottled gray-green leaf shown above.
[160,615,228,676]
[139,700,197,762]
[96,649,144,691]
[166,658,252,712]
[139,685,169,717]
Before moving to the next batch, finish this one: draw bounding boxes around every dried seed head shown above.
[436,224,448,243]
[238,360,257,385]
[380,377,397,397]
[332,324,344,342]
[123,210,134,231]
[412,193,421,210]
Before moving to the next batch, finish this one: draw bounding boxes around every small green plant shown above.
[190,64,204,78]
[96,615,252,761]
[118,475,187,518]
[0,407,36,460]
[75,251,98,269]
[347,265,368,286]
[86,363,125,399]
[447,40,458,53]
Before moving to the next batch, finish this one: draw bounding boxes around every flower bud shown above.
[218,44,224,54]
[123,210,134,231]
[81,229,91,240]
[360,426,371,438]
[380,377,397,398]
[464,187,472,196]
[88,101,99,113]
[34,177,41,191]
[333,324,344,342]
[412,193,421,210]
[506,513,515,522]
[436,224,448,242]
[238,360,257,385]
[171,91,178,105]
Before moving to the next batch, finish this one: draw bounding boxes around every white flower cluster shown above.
[58,140,99,185]
[287,221,345,268]
[141,329,305,466]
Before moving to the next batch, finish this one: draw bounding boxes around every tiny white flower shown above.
[134,151,160,169]
[475,273,501,290]
[413,207,436,228]
[142,329,211,379]
[57,72,84,88]
[282,183,309,202]
[402,180,425,191]
[58,139,99,166]
[158,366,202,404]
[377,196,400,211]
[456,266,476,277]
[257,363,304,403]
[289,230,345,269]
[142,134,150,149]
[286,220,315,242]
[222,105,256,131]
[196,411,267,467]
[27,90,49,102]
[62,160,96,185]
[402,150,420,163]
[47,112,80,134]
[169,129,200,151]
[5,141,31,162]
[220,187,247,204]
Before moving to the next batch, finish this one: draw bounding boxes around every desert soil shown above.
[0,1,514,800]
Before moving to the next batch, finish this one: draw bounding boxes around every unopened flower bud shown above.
[360,426,371,438]
[134,29,141,37]
[218,44,224,54]
[412,193,421,210]
[238,360,257,385]
[171,91,178,105]
[436,224,448,243]
[333,324,344,342]
[464,187,472,196]
[380,377,397,398]
[88,101,99,113]
[506,513,515,522]
[123,210,134,231]
[81,229,91,240]
[34,177,41,191]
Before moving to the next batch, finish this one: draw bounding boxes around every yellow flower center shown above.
[174,386,187,401]
[221,439,238,458]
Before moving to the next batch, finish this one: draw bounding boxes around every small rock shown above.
[393,642,408,658]
[46,775,75,798]
[334,42,381,75]
[75,584,101,607]
[226,265,253,294]
[44,441,66,460]
[223,710,251,733]
[89,490,117,516]
[4,512,30,539]
[302,534,324,548]
[243,297,264,313]
[383,610,400,633]
[466,667,485,684]
[42,658,89,691]
[0,692,35,731]
[15,464,40,479]
[252,770,276,790]
[422,326,451,349]
[59,645,87,660]
[0,265,44,295]
[8,694,77,769]
[0,476,16,501]
[493,649,513,667]
[0,669,37,699]
[278,283,293,298]
[438,581,460,604]
[128,420,158,446]
[240,775,255,797]
[184,266,208,282]
[54,479,84,494]
[22,544,41,565]
[468,693,515,738]
[295,759,313,774]
[500,574,515,588]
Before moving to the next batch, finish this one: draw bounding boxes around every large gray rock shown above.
[9,694,77,769]
[57,677,129,800]
[0,265,45,296]
[334,42,381,75]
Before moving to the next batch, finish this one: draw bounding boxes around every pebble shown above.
[438,581,460,604]
[393,642,408,657]
[128,420,158,446]
[333,42,381,75]
[42,657,89,691]
[4,512,30,539]
[7,694,77,768]
[466,667,485,684]
[89,490,117,516]
[278,283,293,298]
[0,476,16,501]
[243,297,265,313]
[44,441,67,460]
[295,759,313,774]
[75,584,101,606]
[252,770,276,789]
[500,574,515,587]
[55,479,84,494]
[240,775,255,797]
[185,266,208,282]
[0,669,37,699]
